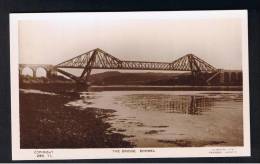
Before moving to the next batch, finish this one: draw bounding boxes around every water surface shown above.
[66,90,243,147]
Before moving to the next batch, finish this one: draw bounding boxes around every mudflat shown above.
[19,85,132,148]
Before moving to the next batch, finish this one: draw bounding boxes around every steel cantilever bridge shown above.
[55,48,218,84]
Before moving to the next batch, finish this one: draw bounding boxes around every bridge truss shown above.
[55,48,217,84]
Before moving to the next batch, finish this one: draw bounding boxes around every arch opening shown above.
[21,67,34,77]
[36,67,47,78]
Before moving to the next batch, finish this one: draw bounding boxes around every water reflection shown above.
[66,90,243,147]
[119,94,214,115]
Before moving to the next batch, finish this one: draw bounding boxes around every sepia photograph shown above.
[10,10,250,160]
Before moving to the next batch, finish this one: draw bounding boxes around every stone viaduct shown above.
[19,64,57,78]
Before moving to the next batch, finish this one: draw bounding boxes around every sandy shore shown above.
[19,87,132,148]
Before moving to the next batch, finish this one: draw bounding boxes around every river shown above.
[65,90,243,147]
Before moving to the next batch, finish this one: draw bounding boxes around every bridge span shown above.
[55,48,217,84]
[19,48,242,85]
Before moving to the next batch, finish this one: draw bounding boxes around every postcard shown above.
[10,10,250,160]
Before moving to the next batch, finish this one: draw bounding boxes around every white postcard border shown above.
[10,10,250,160]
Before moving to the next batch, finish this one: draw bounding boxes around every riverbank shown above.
[90,85,242,91]
[20,87,132,148]
[20,83,242,92]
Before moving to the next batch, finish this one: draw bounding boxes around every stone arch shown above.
[35,67,47,78]
[21,66,34,77]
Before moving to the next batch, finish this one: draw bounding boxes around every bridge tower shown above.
[55,48,123,85]
[78,49,98,84]
[170,53,217,85]
[187,54,202,84]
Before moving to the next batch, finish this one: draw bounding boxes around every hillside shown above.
[20,71,240,86]
[89,71,191,85]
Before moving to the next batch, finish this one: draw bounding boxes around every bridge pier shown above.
[32,69,36,78]
[191,71,209,85]
[191,71,199,85]
[47,70,58,78]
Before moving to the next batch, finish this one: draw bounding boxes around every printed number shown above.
[37,154,44,158]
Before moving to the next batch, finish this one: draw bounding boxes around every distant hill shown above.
[89,71,191,85]
[19,71,198,85]
[20,71,242,86]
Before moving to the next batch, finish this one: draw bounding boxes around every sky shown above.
[18,11,245,75]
